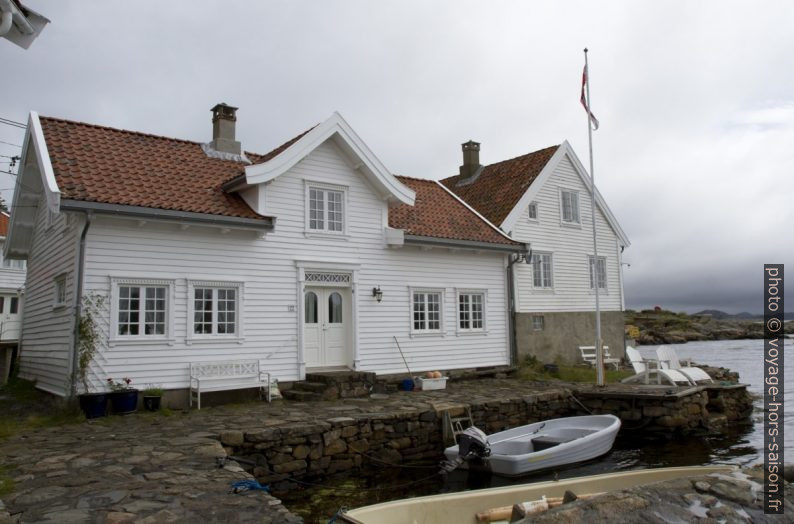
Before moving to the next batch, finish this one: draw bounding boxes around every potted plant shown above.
[77,293,108,419]
[107,377,138,414]
[141,385,163,411]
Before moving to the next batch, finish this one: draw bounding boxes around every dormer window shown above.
[307,184,345,234]
[528,201,538,221]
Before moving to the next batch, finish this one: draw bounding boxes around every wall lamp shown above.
[372,286,383,303]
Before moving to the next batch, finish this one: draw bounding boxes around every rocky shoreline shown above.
[625,309,793,345]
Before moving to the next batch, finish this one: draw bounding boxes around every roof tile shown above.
[441,145,559,226]
[390,176,520,247]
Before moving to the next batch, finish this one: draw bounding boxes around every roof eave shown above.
[59,200,274,231]
[404,234,523,254]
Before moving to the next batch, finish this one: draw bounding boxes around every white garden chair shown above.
[622,346,693,385]
[655,346,713,384]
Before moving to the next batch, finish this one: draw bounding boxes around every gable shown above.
[242,112,415,206]
[500,142,629,246]
[5,112,60,258]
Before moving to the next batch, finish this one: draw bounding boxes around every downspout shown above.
[506,243,532,366]
[69,211,92,397]
[506,257,517,366]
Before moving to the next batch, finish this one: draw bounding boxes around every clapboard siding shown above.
[79,140,509,391]
[512,156,624,313]
[17,194,78,395]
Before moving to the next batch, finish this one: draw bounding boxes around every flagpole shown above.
[584,48,604,387]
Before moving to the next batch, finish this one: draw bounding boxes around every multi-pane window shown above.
[54,276,66,307]
[532,253,553,289]
[532,315,545,331]
[560,190,580,224]
[2,257,25,269]
[308,187,344,232]
[589,256,607,290]
[193,287,237,335]
[458,292,484,331]
[118,285,166,336]
[412,291,441,332]
[528,201,538,221]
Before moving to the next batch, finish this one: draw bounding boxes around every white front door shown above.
[304,287,349,368]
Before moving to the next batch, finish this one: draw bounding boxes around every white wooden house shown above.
[5,106,525,397]
[443,141,630,364]
[0,212,26,384]
[0,213,25,343]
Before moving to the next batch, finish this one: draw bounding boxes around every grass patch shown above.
[517,356,632,384]
[0,376,85,440]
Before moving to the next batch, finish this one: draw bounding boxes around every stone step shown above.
[305,371,376,385]
[292,381,328,393]
[282,390,321,402]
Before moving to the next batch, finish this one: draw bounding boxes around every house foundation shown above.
[515,310,626,365]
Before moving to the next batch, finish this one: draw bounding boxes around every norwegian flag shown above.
[580,64,600,130]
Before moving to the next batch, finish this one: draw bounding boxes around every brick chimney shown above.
[210,103,241,155]
[459,140,481,178]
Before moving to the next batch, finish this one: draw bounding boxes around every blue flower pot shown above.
[400,378,415,391]
[79,393,108,419]
[110,390,138,414]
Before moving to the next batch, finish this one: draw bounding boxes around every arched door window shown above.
[328,292,343,323]
[305,291,318,324]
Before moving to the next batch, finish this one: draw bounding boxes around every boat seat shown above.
[531,435,576,451]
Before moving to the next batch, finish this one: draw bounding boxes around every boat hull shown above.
[342,466,735,524]
[444,414,621,477]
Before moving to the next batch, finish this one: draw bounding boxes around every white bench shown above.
[578,345,621,370]
[189,359,271,409]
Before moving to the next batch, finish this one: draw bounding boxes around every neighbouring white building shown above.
[443,140,630,364]
[6,105,525,398]
[0,212,26,384]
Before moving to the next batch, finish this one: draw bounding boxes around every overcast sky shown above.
[1,1,791,314]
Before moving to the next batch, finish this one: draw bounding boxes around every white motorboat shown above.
[338,465,735,524]
[442,415,621,477]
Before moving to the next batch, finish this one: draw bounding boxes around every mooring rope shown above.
[569,393,593,414]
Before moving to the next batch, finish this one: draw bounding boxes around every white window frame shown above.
[456,289,487,335]
[532,315,545,331]
[527,201,539,222]
[559,188,581,226]
[588,255,608,291]
[109,277,175,346]
[186,280,245,344]
[304,181,349,238]
[531,252,554,290]
[53,274,67,309]
[410,287,444,336]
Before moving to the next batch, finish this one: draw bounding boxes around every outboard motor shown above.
[439,426,491,474]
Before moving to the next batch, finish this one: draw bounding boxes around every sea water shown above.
[283,339,791,521]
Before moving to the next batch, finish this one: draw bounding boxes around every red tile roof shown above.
[0,213,8,237]
[39,117,270,220]
[441,145,559,226]
[36,116,519,248]
[390,176,521,247]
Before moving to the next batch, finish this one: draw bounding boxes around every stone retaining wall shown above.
[225,389,573,488]
[573,385,753,435]
[223,384,752,488]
